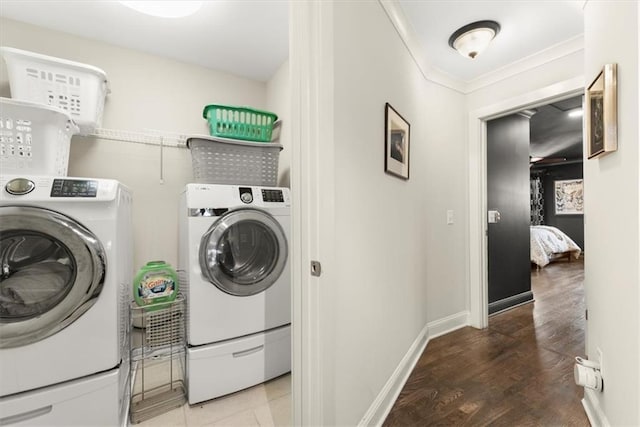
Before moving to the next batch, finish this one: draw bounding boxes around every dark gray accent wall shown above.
[487,114,533,314]
[534,163,585,251]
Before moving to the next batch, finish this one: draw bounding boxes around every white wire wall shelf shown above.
[89,127,188,148]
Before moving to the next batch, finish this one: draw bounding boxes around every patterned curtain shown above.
[530,176,544,225]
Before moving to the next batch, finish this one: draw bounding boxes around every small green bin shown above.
[203,104,278,142]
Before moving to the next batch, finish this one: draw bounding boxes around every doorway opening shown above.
[484,95,585,316]
[467,76,584,329]
[529,95,584,266]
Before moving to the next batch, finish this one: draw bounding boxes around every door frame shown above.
[290,1,334,425]
[467,76,585,329]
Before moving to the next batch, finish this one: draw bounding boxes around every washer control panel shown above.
[51,179,99,197]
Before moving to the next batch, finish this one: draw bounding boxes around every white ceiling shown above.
[0,1,583,85]
[0,0,289,82]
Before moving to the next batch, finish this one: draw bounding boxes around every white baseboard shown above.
[359,311,470,426]
[582,389,610,427]
[358,324,430,427]
[427,310,469,339]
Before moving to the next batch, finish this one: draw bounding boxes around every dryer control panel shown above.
[261,189,285,203]
[183,183,290,209]
[238,187,286,204]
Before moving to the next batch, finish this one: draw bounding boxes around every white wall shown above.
[267,60,291,187]
[319,2,467,424]
[467,50,584,110]
[0,18,282,270]
[583,1,639,425]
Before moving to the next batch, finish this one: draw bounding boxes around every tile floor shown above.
[136,374,291,427]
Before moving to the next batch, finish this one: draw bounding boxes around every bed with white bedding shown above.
[530,225,582,268]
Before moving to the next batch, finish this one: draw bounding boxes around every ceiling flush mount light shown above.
[448,20,501,59]
[119,1,203,18]
[568,108,584,118]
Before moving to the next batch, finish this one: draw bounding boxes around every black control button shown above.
[239,187,253,204]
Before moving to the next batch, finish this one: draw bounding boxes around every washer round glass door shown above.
[0,206,106,348]
[199,208,288,296]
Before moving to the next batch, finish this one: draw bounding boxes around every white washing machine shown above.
[0,175,132,425]
[179,184,291,404]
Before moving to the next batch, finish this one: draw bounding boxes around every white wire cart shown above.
[129,294,186,423]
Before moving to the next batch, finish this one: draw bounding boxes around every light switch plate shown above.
[446,210,454,225]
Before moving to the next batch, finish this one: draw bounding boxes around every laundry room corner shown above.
[0,2,295,426]
[0,17,284,269]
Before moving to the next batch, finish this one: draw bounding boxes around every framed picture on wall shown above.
[554,179,584,215]
[586,63,617,159]
[384,103,410,180]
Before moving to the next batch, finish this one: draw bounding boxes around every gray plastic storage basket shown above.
[187,136,282,186]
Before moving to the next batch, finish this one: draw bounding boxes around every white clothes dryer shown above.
[0,175,133,399]
[179,184,291,403]
[179,184,291,346]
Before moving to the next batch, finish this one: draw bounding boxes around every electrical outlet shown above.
[597,347,604,378]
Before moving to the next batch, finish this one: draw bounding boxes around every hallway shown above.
[384,259,588,426]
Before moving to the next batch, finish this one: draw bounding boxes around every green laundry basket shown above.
[202,104,278,142]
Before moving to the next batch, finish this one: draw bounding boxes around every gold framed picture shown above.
[586,63,617,159]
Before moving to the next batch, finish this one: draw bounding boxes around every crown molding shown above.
[379,0,467,94]
[379,0,584,95]
[464,34,585,93]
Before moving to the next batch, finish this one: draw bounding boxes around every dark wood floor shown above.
[384,259,588,426]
